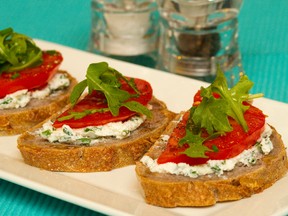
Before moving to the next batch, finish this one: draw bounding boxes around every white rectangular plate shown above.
[1,40,288,216]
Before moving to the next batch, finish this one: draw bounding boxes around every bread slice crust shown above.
[17,97,176,172]
[0,70,77,136]
[135,114,288,207]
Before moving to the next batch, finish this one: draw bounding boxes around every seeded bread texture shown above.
[135,114,288,207]
[0,71,77,136]
[17,97,176,172]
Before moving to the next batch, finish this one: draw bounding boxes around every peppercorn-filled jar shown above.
[157,0,243,85]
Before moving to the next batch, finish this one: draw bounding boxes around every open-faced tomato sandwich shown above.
[17,62,175,172]
[0,28,77,135]
[136,69,288,207]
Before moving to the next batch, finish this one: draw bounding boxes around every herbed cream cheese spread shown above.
[0,73,70,109]
[36,115,146,145]
[141,124,273,178]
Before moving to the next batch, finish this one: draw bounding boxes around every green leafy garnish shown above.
[193,67,263,134]
[59,62,152,121]
[191,90,232,135]
[57,108,110,122]
[179,129,213,158]
[0,27,43,73]
[123,101,152,118]
[180,67,264,158]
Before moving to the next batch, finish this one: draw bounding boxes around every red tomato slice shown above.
[193,90,220,106]
[157,102,266,166]
[53,78,153,128]
[0,51,63,99]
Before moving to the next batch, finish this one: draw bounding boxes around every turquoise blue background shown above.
[0,0,288,216]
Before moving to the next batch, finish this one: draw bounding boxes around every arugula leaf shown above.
[86,62,131,116]
[70,79,87,106]
[192,88,232,135]
[57,107,110,121]
[192,67,263,133]
[209,67,254,132]
[66,62,152,120]
[0,27,42,73]
[123,101,152,118]
[179,66,263,158]
[179,129,213,158]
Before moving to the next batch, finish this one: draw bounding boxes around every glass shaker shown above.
[89,0,160,68]
[157,0,243,85]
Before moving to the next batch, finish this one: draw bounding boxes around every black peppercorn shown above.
[176,28,221,57]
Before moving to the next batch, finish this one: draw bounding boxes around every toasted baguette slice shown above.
[17,97,176,172]
[135,113,288,207]
[0,71,77,136]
